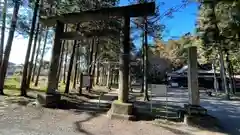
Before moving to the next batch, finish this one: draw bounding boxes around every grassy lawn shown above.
[3,75,75,96]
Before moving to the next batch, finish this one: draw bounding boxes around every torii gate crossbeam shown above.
[38,2,155,120]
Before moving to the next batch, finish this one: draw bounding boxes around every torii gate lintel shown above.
[39,2,155,120]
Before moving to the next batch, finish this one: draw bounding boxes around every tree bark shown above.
[31,25,43,82]
[209,1,229,99]
[73,45,80,89]
[0,0,7,66]
[225,50,234,95]
[230,60,236,94]
[213,55,218,93]
[88,38,94,75]
[34,29,48,87]
[143,19,149,101]
[91,38,99,86]
[0,1,20,94]
[65,40,77,94]
[76,47,81,84]
[63,42,68,83]
[219,49,229,99]
[141,32,144,93]
[96,62,100,85]
[56,40,65,85]
[26,22,40,89]
[106,63,111,88]
[87,38,95,91]
[20,0,40,96]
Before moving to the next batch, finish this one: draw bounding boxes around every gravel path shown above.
[0,101,176,135]
[151,88,240,135]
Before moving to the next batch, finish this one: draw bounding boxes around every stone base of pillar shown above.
[183,104,222,131]
[37,93,61,108]
[107,100,135,120]
[184,104,207,116]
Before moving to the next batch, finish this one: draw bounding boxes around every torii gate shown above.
[38,2,155,119]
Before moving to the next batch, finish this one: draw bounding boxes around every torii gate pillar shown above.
[37,21,63,107]
[108,16,135,120]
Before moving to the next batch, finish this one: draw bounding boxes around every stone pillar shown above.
[108,16,134,120]
[37,21,64,108]
[47,21,64,94]
[183,47,208,124]
[188,46,199,105]
[118,16,130,103]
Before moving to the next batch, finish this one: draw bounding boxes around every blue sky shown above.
[119,0,198,39]
[6,0,198,64]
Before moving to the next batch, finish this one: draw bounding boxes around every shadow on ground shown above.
[74,112,100,135]
[201,99,240,135]
[133,100,183,122]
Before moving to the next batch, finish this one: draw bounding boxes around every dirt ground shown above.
[0,87,232,135]
[0,100,177,135]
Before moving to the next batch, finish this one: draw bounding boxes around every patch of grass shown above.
[3,75,76,95]
[30,82,67,93]
[4,76,21,89]
[3,77,21,96]
[58,82,66,92]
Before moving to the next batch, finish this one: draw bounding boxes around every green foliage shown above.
[195,0,240,73]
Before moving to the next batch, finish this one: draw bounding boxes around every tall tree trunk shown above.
[143,19,149,101]
[26,22,40,88]
[219,49,229,99]
[71,58,75,82]
[32,26,43,82]
[73,45,80,89]
[86,45,90,72]
[91,38,99,86]
[141,32,144,93]
[0,0,7,65]
[213,55,218,93]
[96,62,100,85]
[34,29,48,87]
[63,42,68,83]
[65,40,77,94]
[0,1,20,94]
[225,50,234,95]
[76,48,81,84]
[87,38,95,91]
[88,38,94,75]
[208,1,229,99]
[56,40,65,84]
[230,60,236,94]
[20,0,40,96]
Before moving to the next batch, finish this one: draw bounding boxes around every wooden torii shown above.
[39,2,155,119]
